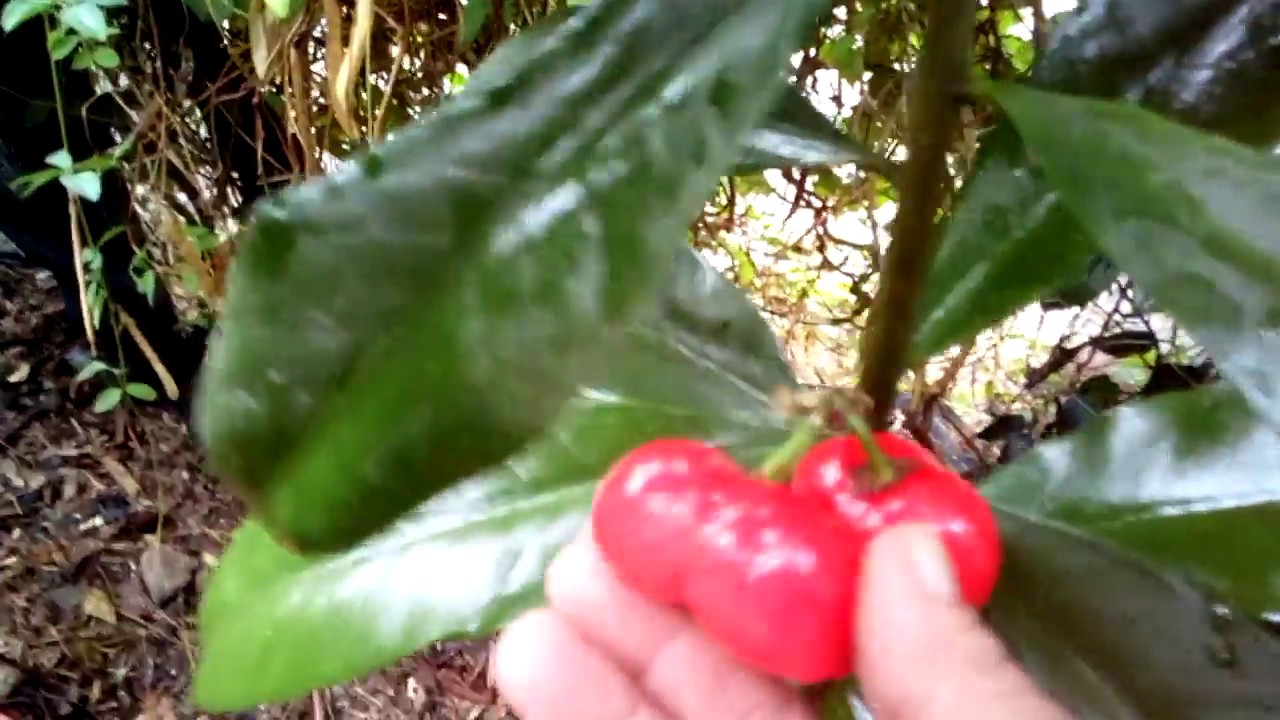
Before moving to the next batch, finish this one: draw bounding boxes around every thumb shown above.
[855,524,1070,720]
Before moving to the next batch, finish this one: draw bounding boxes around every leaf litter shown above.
[0,263,513,718]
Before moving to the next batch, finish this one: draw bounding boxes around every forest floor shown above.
[0,263,512,719]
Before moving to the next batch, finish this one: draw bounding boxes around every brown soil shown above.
[0,264,512,719]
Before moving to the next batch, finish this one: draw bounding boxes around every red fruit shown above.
[592,438,744,604]
[683,481,864,683]
[803,431,944,475]
[790,433,940,530]
[793,435,1002,608]
[592,438,866,683]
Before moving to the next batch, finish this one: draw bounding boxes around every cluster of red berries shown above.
[591,433,1002,683]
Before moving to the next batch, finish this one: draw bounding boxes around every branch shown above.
[1032,0,1046,53]
[856,0,977,428]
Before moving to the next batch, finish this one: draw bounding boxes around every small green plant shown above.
[1,0,125,60]
[3,0,155,395]
[76,225,123,328]
[11,147,102,200]
[75,359,158,412]
[128,247,157,305]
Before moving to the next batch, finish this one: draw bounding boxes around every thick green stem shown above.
[758,421,821,482]
[841,410,895,489]
[814,678,860,720]
[857,0,977,428]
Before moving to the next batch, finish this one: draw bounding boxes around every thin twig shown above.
[933,341,975,396]
[857,0,977,428]
[67,197,97,355]
[117,308,179,400]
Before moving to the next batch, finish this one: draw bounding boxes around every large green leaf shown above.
[911,122,1095,360]
[985,384,1280,616]
[1031,0,1223,97]
[990,510,1280,719]
[194,0,828,553]
[1035,0,1280,147]
[993,83,1280,428]
[911,0,1280,360]
[1038,255,1119,310]
[934,76,1280,715]
[469,7,878,178]
[658,247,795,392]
[1137,0,1280,148]
[193,248,794,711]
[735,83,894,178]
[1030,0,1280,307]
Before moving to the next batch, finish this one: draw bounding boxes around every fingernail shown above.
[900,524,960,603]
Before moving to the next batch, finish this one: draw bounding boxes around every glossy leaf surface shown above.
[193,249,794,711]
[1033,0,1222,95]
[735,83,892,178]
[194,0,826,553]
[1,0,54,32]
[994,83,1280,429]
[990,510,1280,719]
[59,3,109,40]
[458,0,490,48]
[912,0,1280,360]
[911,122,1094,360]
[483,7,883,178]
[986,384,1280,616]
[1039,256,1119,310]
[1037,0,1280,147]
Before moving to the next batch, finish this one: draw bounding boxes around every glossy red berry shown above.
[592,438,744,604]
[790,432,940,530]
[799,431,944,479]
[683,481,865,683]
[793,435,1002,608]
[592,438,867,683]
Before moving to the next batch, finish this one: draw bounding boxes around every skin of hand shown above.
[493,522,1072,720]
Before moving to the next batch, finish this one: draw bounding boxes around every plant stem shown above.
[841,410,895,489]
[45,16,99,355]
[758,421,821,482]
[44,16,73,153]
[813,678,860,720]
[856,0,977,428]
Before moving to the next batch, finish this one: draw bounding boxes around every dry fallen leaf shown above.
[135,693,178,720]
[0,458,40,490]
[0,659,21,699]
[138,544,197,604]
[4,362,30,383]
[82,587,117,625]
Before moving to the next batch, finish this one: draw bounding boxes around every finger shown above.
[856,524,1070,720]
[545,534,813,720]
[492,608,672,720]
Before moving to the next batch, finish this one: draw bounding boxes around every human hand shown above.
[493,523,1071,720]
